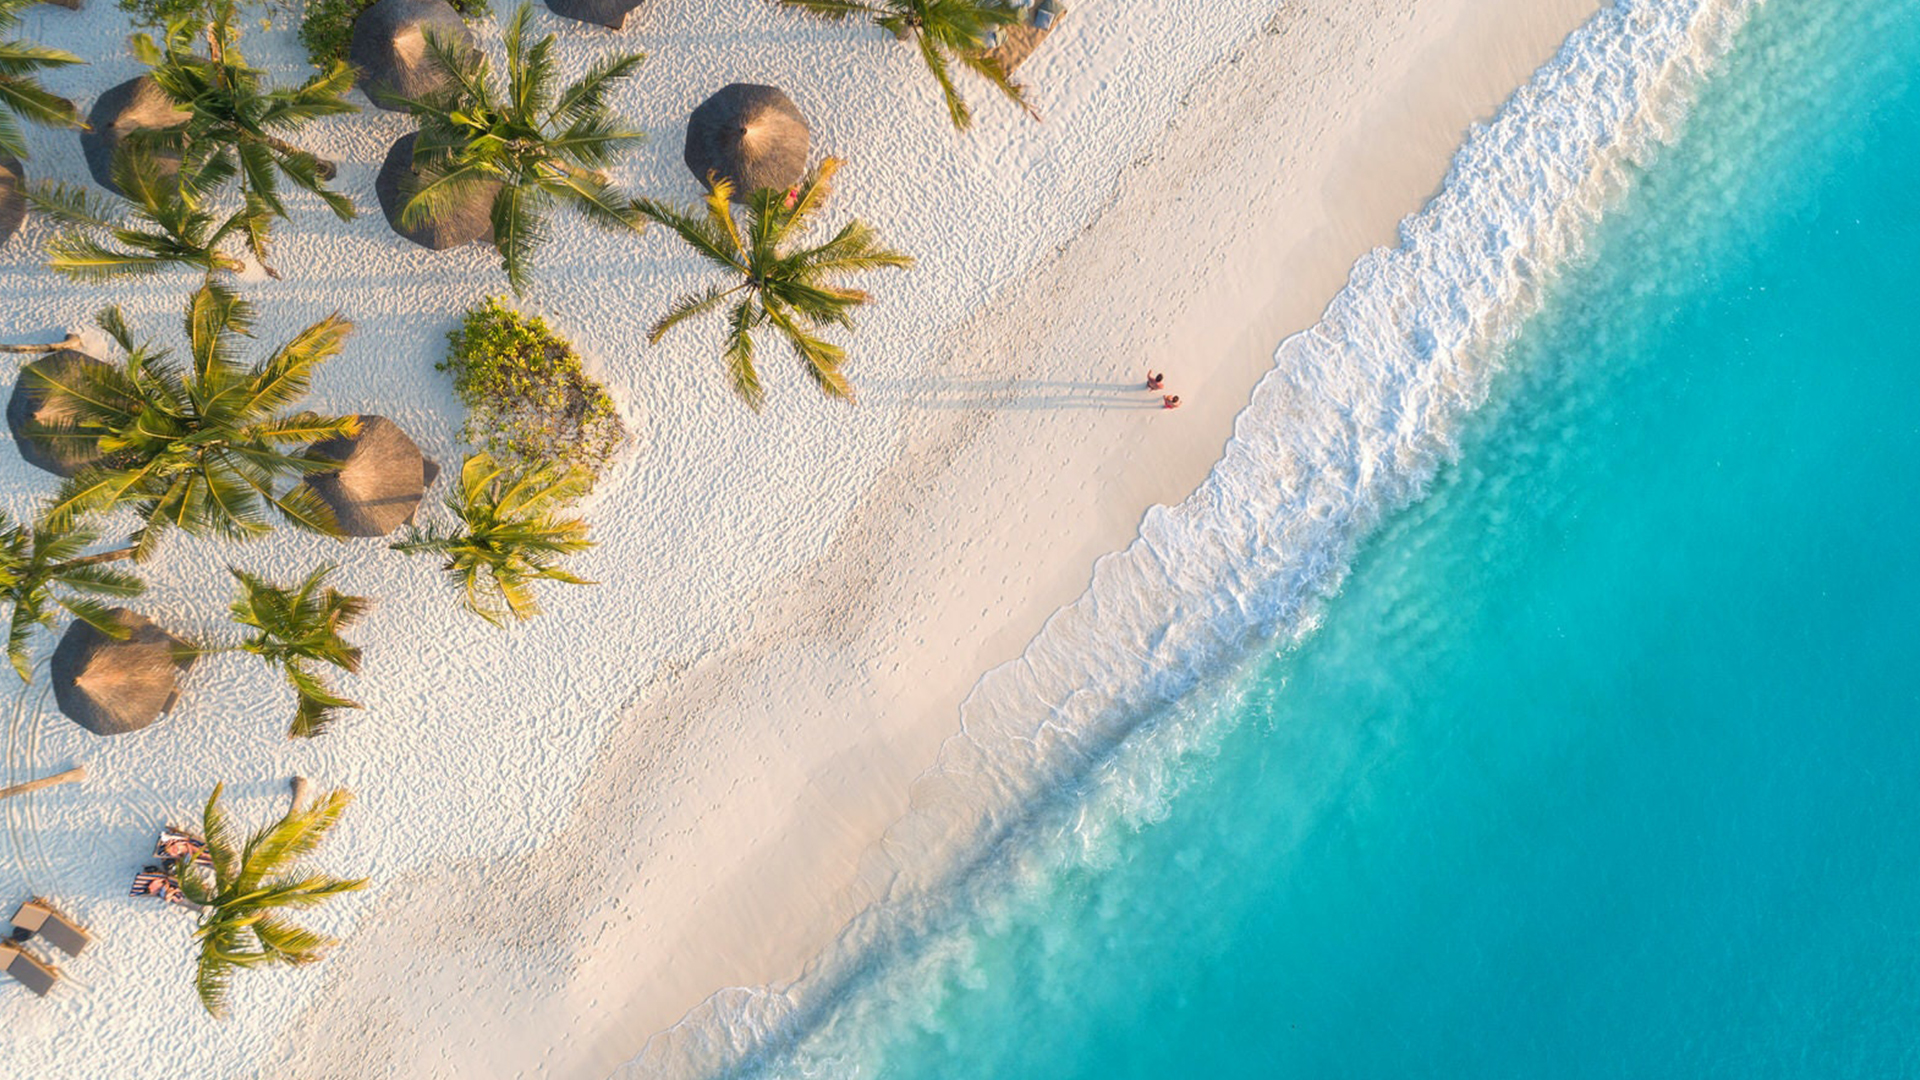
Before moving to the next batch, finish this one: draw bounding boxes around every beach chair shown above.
[9,900,91,958]
[130,868,178,902]
[129,868,202,911]
[154,827,213,868]
[0,940,58,997]
[1034,0,1063,30]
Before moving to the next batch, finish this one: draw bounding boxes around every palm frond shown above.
[543,163,642,234]
[765,300,854,402]
[647,283,741,344]
[634,196,745,272]
[238,312,352,421]
[40,465,152,531]
[953,44,1037,120]
[42,236,175,282]
[910,27,973,131]
[490,181,549,298]
[202,782,242,890]
[724,300,764,410]
[549,51,646,126]
[24,181,116,230]
[772,0,886,21]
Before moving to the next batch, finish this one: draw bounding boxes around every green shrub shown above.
[298,0,489,70]
[440,298,626,484]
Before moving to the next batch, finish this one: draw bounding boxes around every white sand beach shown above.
[0,0,1602,1076]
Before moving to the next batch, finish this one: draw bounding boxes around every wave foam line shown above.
[623,0,1758,1074]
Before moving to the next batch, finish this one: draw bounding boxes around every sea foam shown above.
[623,0,1757,1075]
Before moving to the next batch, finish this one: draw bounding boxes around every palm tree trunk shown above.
[259,135,337,181]
[0,333,83,354]
[51,545,139,571]
[0,765,85,802]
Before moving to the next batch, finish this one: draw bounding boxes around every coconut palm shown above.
[772,0,1032,131]
[0,510,143,682]
[390,452,594,625]
[228,564,367,738]
[0,0,84,161]
[30,283,360,559]
[128,0,357,222]
[636,159,912,409]
[397,2,646,295]
[29,145,277,281]
[175,782,367,1018]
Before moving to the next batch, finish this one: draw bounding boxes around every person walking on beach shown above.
[1146,371,1166,391]
[1162,394,1181,409]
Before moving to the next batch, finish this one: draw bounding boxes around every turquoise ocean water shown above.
[707,1,1920,1075]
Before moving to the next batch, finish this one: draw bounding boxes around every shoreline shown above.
[273,1,1603,1076]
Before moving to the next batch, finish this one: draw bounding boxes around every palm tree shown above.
[391,452,594,625]
[29,283,360,559]
[772,0,1032,131]
[0,510,143,682]
[398,2,646,295]
[228,564,367,738]
[29,145,277,281]
[637,159,912,409]
[0,0,84,161]
[128,0,357,223]
[175,782,367,1018]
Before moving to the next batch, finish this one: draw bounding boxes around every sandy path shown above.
[273,1,1600,1077]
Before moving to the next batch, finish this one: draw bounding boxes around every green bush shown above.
[298,0,489,70]
[440,298,626,484]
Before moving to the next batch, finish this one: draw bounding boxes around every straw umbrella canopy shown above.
[80,76,189,194]
[375,133,499,250]
[545,0,644,31]
[0,157,23,249]
[7,348,115,477]
[350,0,477,112]
[683,84,810,203]
[301,415,435,537]
[50,609,194,736]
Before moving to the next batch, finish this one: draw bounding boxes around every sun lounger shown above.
[155,828,213,867]
[1034,0,1063,30]
[129,869,201,911]
[130,869,179,902]
[9,900,91,958]
[0,940,58,997]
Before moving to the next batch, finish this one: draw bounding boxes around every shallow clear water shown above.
[760,0,1920,1076]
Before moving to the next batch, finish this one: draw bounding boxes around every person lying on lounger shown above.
[130,870,187,905]
[155,830,212,866]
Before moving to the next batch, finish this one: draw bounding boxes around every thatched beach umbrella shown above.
[375,133,500,250]
[350,0,477,111]
[684,84,810,203]
[545,0,644,31]
[50,609,194,737]
[0,157,23,249]
[7,348,114,477]
[80,76,189,194]
[302,415,437,537]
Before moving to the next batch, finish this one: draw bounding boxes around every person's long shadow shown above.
[875,377,1165,411]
